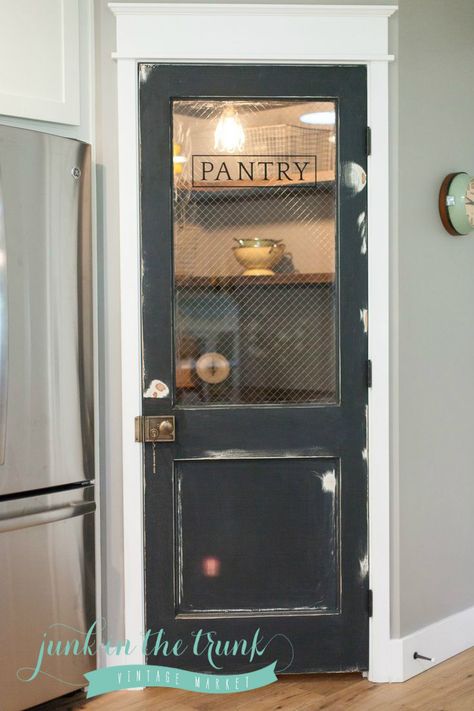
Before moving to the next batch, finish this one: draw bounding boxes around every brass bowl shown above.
[232,243,285,276]
[234,238,283,248]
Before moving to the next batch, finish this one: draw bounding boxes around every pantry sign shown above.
[191,154,317,188]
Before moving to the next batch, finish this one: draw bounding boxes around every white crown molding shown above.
[112,53,395,62]
[109,2,397,63]
[109,3,397,18]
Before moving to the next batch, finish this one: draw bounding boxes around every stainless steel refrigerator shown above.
[0,126,95,711]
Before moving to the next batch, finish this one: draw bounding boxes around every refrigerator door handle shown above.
[0,165,7,465]
[0,500,95,533]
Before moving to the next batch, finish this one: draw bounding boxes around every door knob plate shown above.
[135,416,175,442]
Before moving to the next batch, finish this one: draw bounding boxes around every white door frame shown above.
[110,2,397,683]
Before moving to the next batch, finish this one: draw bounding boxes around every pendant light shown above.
[214,104,245,153]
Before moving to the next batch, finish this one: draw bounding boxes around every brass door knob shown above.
[159,419,174,438]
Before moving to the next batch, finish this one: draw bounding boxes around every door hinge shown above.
[135,415,175,442]
[366,126,372,156]
[366,359,372,388]
[368,589,373,617]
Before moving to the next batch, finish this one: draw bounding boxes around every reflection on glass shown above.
[173,99,337,405]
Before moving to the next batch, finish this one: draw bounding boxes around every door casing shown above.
[110,1,396,683]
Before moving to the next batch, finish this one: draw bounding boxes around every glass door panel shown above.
[172,99,337,405]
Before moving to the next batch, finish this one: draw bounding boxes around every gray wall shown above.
[397,0,474,636]
[95,0,474,643]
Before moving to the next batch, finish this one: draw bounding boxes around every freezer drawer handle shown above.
[0,501,96,533]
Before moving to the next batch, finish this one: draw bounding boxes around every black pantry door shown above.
[139,64,368,673]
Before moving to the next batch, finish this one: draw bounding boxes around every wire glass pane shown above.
[173,99,337,405]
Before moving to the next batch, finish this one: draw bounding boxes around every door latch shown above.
[135,416,175,442]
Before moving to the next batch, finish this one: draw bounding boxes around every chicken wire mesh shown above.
[172,99,338,405]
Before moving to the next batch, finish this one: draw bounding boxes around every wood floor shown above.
[82,647,474,711]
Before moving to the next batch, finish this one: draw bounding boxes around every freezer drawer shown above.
[0,485,95,711]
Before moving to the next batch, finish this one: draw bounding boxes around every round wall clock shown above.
[439,172,474,236]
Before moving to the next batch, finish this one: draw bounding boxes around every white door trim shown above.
[110,2,397,682]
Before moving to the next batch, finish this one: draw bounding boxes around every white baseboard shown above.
[389,604,474,682]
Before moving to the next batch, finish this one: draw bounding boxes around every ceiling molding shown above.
[109,3,398,18]
[109,3,397,64]
[112,53,395,62]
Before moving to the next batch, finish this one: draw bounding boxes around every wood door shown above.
[139,64,368,673]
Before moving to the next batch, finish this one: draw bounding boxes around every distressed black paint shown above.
[139,64,368,673]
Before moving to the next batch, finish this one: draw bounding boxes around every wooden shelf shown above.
[176,273,335,288]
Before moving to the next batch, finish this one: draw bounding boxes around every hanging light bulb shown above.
[214,104,245,153]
